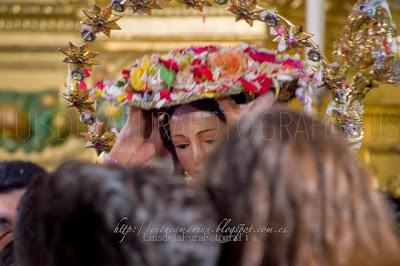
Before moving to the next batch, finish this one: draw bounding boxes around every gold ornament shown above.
[81,122,116,155]
[60,42,100,70]
[326,0,399,150]
[227,0,260,26]
[176,0,212,12]
[122,0,162,15]
[82,5,122,37]
[59,83,95,114]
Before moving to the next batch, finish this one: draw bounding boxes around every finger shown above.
[217,97,242,126]
[216,97,241,114]
[130,142,156,166]
[123,106,145,137]
[127,106,143,124]
[248,92,277,115]
[148,113,161,142]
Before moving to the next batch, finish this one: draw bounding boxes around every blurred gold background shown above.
[0,0,399,194]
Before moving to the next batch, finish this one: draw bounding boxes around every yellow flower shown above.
[130,58,151,91]
[117,95,126,102]
[179,54,193,68]
[201,92,215,98]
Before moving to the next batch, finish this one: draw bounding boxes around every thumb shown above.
[248,92,276,115]
[123,106,145,137]
[217,97,241,115]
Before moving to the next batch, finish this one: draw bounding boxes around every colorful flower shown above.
[79,80,88,90]
[122,68,131,80]
[208,50,247,80]
[159,89,171,100]
[174,68,194,90]
[130,68,147,91]
[192,45,218,54]
[83,69,91,78]
[244,47,277,63]
[282,58,303,69]
[193,64,213,83]
[239,77,258,93]
[239,74,272,95]
[95,81,105,90]
[159,58,179,72]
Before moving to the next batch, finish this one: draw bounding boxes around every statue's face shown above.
[169,105,227,179]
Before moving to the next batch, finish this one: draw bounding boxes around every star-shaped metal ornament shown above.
[59,83,95,113]
[81,122,116,154]
[82,5,122,37]
[176,0,212,12]
[60,42,100,70]
[227,0,260,26]
[122,0,162,15]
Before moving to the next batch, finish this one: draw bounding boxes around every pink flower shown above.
[83,69,91,78]
[277,26,286,36]
[244,47,276,63]
[126,90,133,101]
[192,45,218,54]
[79,80,88,90]
[159,59,179,72]
[282,58,303,69]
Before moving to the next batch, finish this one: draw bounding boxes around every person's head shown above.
[160,99,227,178]
[14,161,141,266]
[0,161,45,252]
[202,109,399,266]
[14,161,220,266]
[123,167,220,266]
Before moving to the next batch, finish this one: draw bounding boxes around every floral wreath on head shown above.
[93,44,320,110]
[59,0,399,160]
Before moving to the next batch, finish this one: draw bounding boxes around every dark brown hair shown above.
[202,109,399,266]
[14,162,142,266]
[14,161,220,266]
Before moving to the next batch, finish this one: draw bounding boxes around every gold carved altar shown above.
[0,0,399,195]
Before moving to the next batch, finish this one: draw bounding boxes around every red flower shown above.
[282,58,303,69]
[239,77,257,93]
[240,74,272,95]
[95,81,105,90]
[126,91,133,101]
[192,59,202,65]
[83,69,91,78]
[193,64,213,83]
[122,68,131,79]
[192,45,218,54]
[256,75,272,95]
[245,47,277,63]
[159,59,179,72]
[125,86,134,101]
[160,89,171,100]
